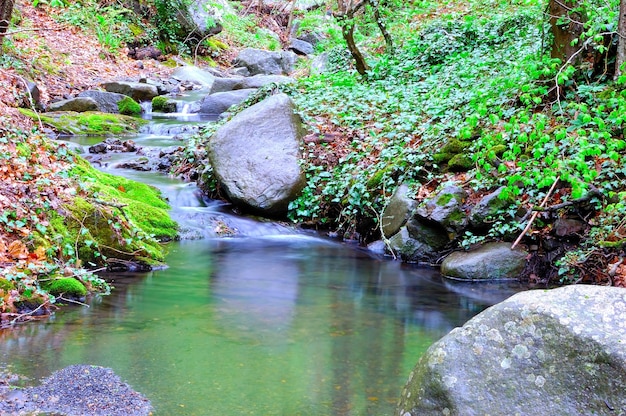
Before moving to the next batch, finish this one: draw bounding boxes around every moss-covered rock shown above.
[19,109,147,135]
[151,95,168,112]
[44,278,87,297]
[448,153,474,172]
[433,139,472,165]
[117,96,142,116]
[47,157,178,267]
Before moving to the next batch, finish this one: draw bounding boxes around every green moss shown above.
[152,95,168,112]
[18,109,147,135]
[44,278,87,297]
[0,278,14,292]
[448,154,474,172]
[437,193,454,206]
[434,139,472,165]
[161,58,179,68]
[118,96,142,116]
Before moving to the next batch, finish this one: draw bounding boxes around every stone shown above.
[209,74,294,94]
[414,182,468,236]
[78,90,128,113]
[19,80,42,110]
[207,93,306,215]
[101,81,158,102]
[289,38,314,55]
[553,218,587,237]
[47,97,98,113]
[310,52,329,75]
[469,186,512,228]
[233,48,297,76]
[382,184,417,238]
[171,66,217,88]
[398,285,626,416]
[440,242,527,281]
[175,0,231,40]
[388,226,445,263]
[198,89,256,115]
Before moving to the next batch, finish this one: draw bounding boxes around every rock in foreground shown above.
[0,364,152,416]
[397,285,626,415]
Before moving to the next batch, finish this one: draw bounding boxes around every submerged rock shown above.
[397,285,626,416]
[207,93,306,215]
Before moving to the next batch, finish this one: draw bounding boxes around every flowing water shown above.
[0,92,524,415]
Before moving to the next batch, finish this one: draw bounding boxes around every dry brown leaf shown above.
[7,240,28,260]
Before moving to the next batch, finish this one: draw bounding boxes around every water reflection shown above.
[0,238,522,415]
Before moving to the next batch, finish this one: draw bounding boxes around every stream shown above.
[0,91,523,415]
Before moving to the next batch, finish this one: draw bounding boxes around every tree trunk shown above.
[615,0,626,79]
[0,0,15,52]
[367,0,393,53]
[342,20,369,75]
[549,0,586,64]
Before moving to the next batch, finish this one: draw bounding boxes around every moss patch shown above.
[117,96,142,116]
[19,109,147,135]
[448,154,474,172]
[44,278,87,297]
[152,95,168,112]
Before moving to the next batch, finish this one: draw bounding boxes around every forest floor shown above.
[0,1,171,129]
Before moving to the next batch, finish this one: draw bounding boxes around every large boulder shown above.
[102,81,158,102]
[441,242,527,281]
[47,97,98,113]
[78,90,128,113]
[233,48,297,76]
[207,93,306,215]
[397,285,626,416]
[198,89,256,115]
[469,186,513,228]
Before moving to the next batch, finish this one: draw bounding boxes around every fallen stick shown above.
[511,176,560,250]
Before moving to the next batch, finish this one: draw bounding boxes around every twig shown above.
[511,176,560,249]
[370,206,397,260]
[9,301,50,326]
[56,295,90,307]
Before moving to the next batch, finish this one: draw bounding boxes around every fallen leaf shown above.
[7,240,28,260]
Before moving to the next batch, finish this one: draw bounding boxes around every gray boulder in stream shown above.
[397,285,626,416]
[207,93,306,215]
[199,89,256,115]
[78,90,128,113]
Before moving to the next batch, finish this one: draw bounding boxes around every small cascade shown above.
[140,101,152,114]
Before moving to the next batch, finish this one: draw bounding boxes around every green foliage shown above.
[152,95,168,112]
[215,12,280,51]
[117,96,142,116]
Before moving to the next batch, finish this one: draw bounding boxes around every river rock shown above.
[397,285,626,416]
[382,184,416,238]
[78,90,128,113]
[388,222,448,264]
[102,81,158,102]
[171,65,218,88]
[469,186,512,228]
[441,242,527,281]
[47,97,98,112]
[198,89,255,115]
[207,93,306,215]
[233,48,297,76]
[210,74,294,94]
[414,182,468,237]
[310,52,329,75]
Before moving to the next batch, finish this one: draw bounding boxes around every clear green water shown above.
[0,237,520,415]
